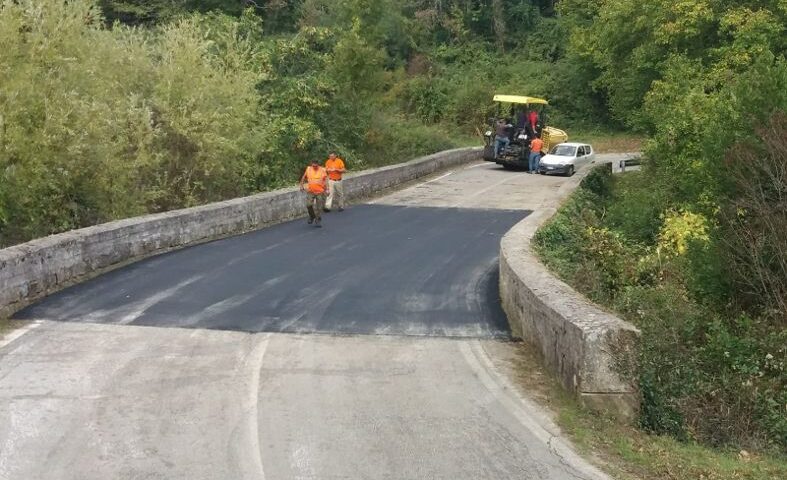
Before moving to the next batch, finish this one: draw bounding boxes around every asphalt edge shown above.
[460,339,612,480]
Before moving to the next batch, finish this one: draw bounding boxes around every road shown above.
[15,204,521,337]
[0,158,628,480]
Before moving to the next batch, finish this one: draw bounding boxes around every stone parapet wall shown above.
[499,163,641,420]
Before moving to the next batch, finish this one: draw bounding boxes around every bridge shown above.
[0,158,628,480]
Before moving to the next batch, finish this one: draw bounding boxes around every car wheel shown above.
[566,166,574,177]
[502,163,515,170]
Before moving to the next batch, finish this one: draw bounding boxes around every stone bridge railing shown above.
[499,163,641,420]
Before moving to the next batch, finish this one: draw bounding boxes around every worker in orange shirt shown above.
[299,159,330,227]
[529,134,544,174]
[324,152,346,212]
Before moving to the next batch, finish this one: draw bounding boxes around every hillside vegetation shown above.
[0,0,604,246]
[536,0,787,453]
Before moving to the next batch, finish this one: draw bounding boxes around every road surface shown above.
[0,158,629,480]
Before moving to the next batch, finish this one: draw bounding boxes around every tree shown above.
[99,0,247,24]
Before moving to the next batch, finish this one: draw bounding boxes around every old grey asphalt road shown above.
[1,157,629,480]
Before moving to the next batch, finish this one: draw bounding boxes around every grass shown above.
[569,129,645,153]
[452,132,486,148]
[561,407,787,480]
[504,340,787,480]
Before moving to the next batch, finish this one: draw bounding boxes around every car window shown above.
[586,145,593,154]
[551,145,577,156]
[578,146,586,156]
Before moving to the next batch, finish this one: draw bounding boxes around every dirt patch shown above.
[594,136,644,154]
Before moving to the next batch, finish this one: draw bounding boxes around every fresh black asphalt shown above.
[16,204,528,337]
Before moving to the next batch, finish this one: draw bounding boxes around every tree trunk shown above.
[491,0,506,52]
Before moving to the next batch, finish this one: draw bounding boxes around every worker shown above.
[324,152,346,212]
[516,108,527,130]
[525,110,542,139]
[529,134,544,174]
[299,159,330,227]
[494,118,511,158]
[528,110,539,133]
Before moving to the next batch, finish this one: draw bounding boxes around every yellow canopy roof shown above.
[493,94,549,105]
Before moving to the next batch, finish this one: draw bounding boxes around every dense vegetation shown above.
[536,0,787,452]
[1,0,785,457]
[1,0,601,246]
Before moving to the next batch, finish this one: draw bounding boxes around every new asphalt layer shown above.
[16,204,525,337]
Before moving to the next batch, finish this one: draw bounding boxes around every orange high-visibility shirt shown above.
[305,166,328,194]
[531,138,544,153]
[325,158,346,181]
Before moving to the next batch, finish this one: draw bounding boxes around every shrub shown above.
[0,1,464,247]
[579,161,612,197]
[606,171,666,244]
[720,112,787,320]
[403,77,448,124]
[533,187,602,282]
[0,1,270,246]
[361,114,456,169]
[536,164,787,451]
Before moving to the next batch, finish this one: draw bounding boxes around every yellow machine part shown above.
[542,127,567,153]
[492,94,549,105]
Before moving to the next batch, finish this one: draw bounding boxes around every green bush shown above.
[537,164,787,452]
[579,161,612,197]
[0,1,271,245]
[361,114,456,169]
[605,172,666,244]
[551,1,787,450]
[534,181,606,283]
[403,77,448,124]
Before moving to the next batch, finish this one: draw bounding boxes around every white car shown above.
[538,142,595,176]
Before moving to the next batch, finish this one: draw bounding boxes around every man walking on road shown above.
[300,159,329,227]
[529,135,544,174]
[324,152,346,212]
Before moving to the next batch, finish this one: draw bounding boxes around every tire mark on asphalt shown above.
[232,333,269,480]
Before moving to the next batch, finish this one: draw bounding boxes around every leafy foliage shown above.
[534,0,787,451]
[536,164,787,451]
[99,0,248,25]
[2,0,602,247]
[0,1,269,243]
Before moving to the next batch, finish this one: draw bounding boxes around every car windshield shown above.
[550,145,577,156]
